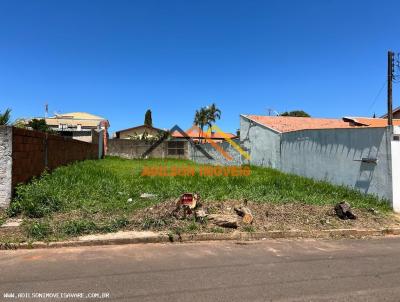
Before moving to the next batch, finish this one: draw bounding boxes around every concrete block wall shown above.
[240,115,395,204]
[188,140,243,166]
[0,126,99,208]
[280,127,393,201]
[0,126,12,208]
[108,139,188,159]
[240,116,280,168]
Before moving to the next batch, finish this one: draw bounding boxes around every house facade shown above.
[25,112,110,143]
[115,125,165,140]
[381,106,400,119]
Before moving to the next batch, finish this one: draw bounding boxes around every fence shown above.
[107,139,188,159]
[188,139,244,166]
[0,126,101,208]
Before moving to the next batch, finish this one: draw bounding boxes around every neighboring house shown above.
[170,126,237,143]
[25,112,110,143]
[381,106,400,119]
[115,125,166,140]
[344,116,400,127]
[240,115,353,169]
[239,114,398,202]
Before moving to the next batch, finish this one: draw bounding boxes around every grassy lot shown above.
[1,157,392,243]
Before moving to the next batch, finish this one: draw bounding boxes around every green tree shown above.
[194,107,208,143]
[206,103,221,129]
[281,110,310,117]
[0,108,11,125]
[28,119,51,132]
[144,109,153,126]
[194,103,222,143]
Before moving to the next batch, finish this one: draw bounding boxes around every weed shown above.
[23,220,52,240]
[60,219,97,236]
[186,221,200,233]
[210,226,225,233]
[243,225,255,233]
[141,217,170,230]
[99,217,129,233]
[6,157,391,242]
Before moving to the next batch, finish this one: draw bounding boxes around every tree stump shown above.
[234,206,254,224]
[334,201,357,220]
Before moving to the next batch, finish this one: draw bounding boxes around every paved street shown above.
[1,238,400,301]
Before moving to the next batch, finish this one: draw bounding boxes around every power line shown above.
[367,79,387,114]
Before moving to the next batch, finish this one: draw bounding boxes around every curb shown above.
[2,228,400,250]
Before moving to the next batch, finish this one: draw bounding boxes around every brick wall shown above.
[0,126,99,208]
[11,127,99,188]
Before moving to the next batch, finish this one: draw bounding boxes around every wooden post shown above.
[388,51,394,126]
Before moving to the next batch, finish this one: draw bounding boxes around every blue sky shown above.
[1,0,400,133]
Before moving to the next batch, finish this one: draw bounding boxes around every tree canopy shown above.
[193,103,222,142]
[280,110,310,117]
[0,108,11,125]
[28,119,51,132]
[144,109,153,126]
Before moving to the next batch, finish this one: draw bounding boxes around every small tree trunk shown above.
[234,206,254,224]
[208,214,238,228]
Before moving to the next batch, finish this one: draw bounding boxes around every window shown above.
[167,141,185,155]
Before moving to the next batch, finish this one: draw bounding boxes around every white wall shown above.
[240,117,394,203]
[391,140,400,212]
[0,126,12,208]
[280,127,393,201]
[240,116,281,168]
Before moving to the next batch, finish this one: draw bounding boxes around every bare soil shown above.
[128,199,400,234]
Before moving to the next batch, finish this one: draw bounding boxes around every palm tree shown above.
[0,108,11,125]
[194,107,208,143]
[206,103,221,130]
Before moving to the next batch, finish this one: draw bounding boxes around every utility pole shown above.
[45,103,48,118]
[388,51,394,126]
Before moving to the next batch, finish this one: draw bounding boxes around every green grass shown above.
[5,157,391,240]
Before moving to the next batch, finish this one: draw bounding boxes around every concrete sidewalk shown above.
[3,227,400,250]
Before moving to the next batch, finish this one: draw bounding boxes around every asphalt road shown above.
[1,238,400,302]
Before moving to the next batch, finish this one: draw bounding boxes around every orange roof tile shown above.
[242,115,353,133]
[343,117,400,127]
[171,128,236,139]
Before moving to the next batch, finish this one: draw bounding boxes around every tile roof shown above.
[343,117,400,127]
[44,112,109,127]
[242,115,352,133]
[53,112,106,120]
[115,124,166,134]
[380,106,400,118]
[171,128,237,139]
